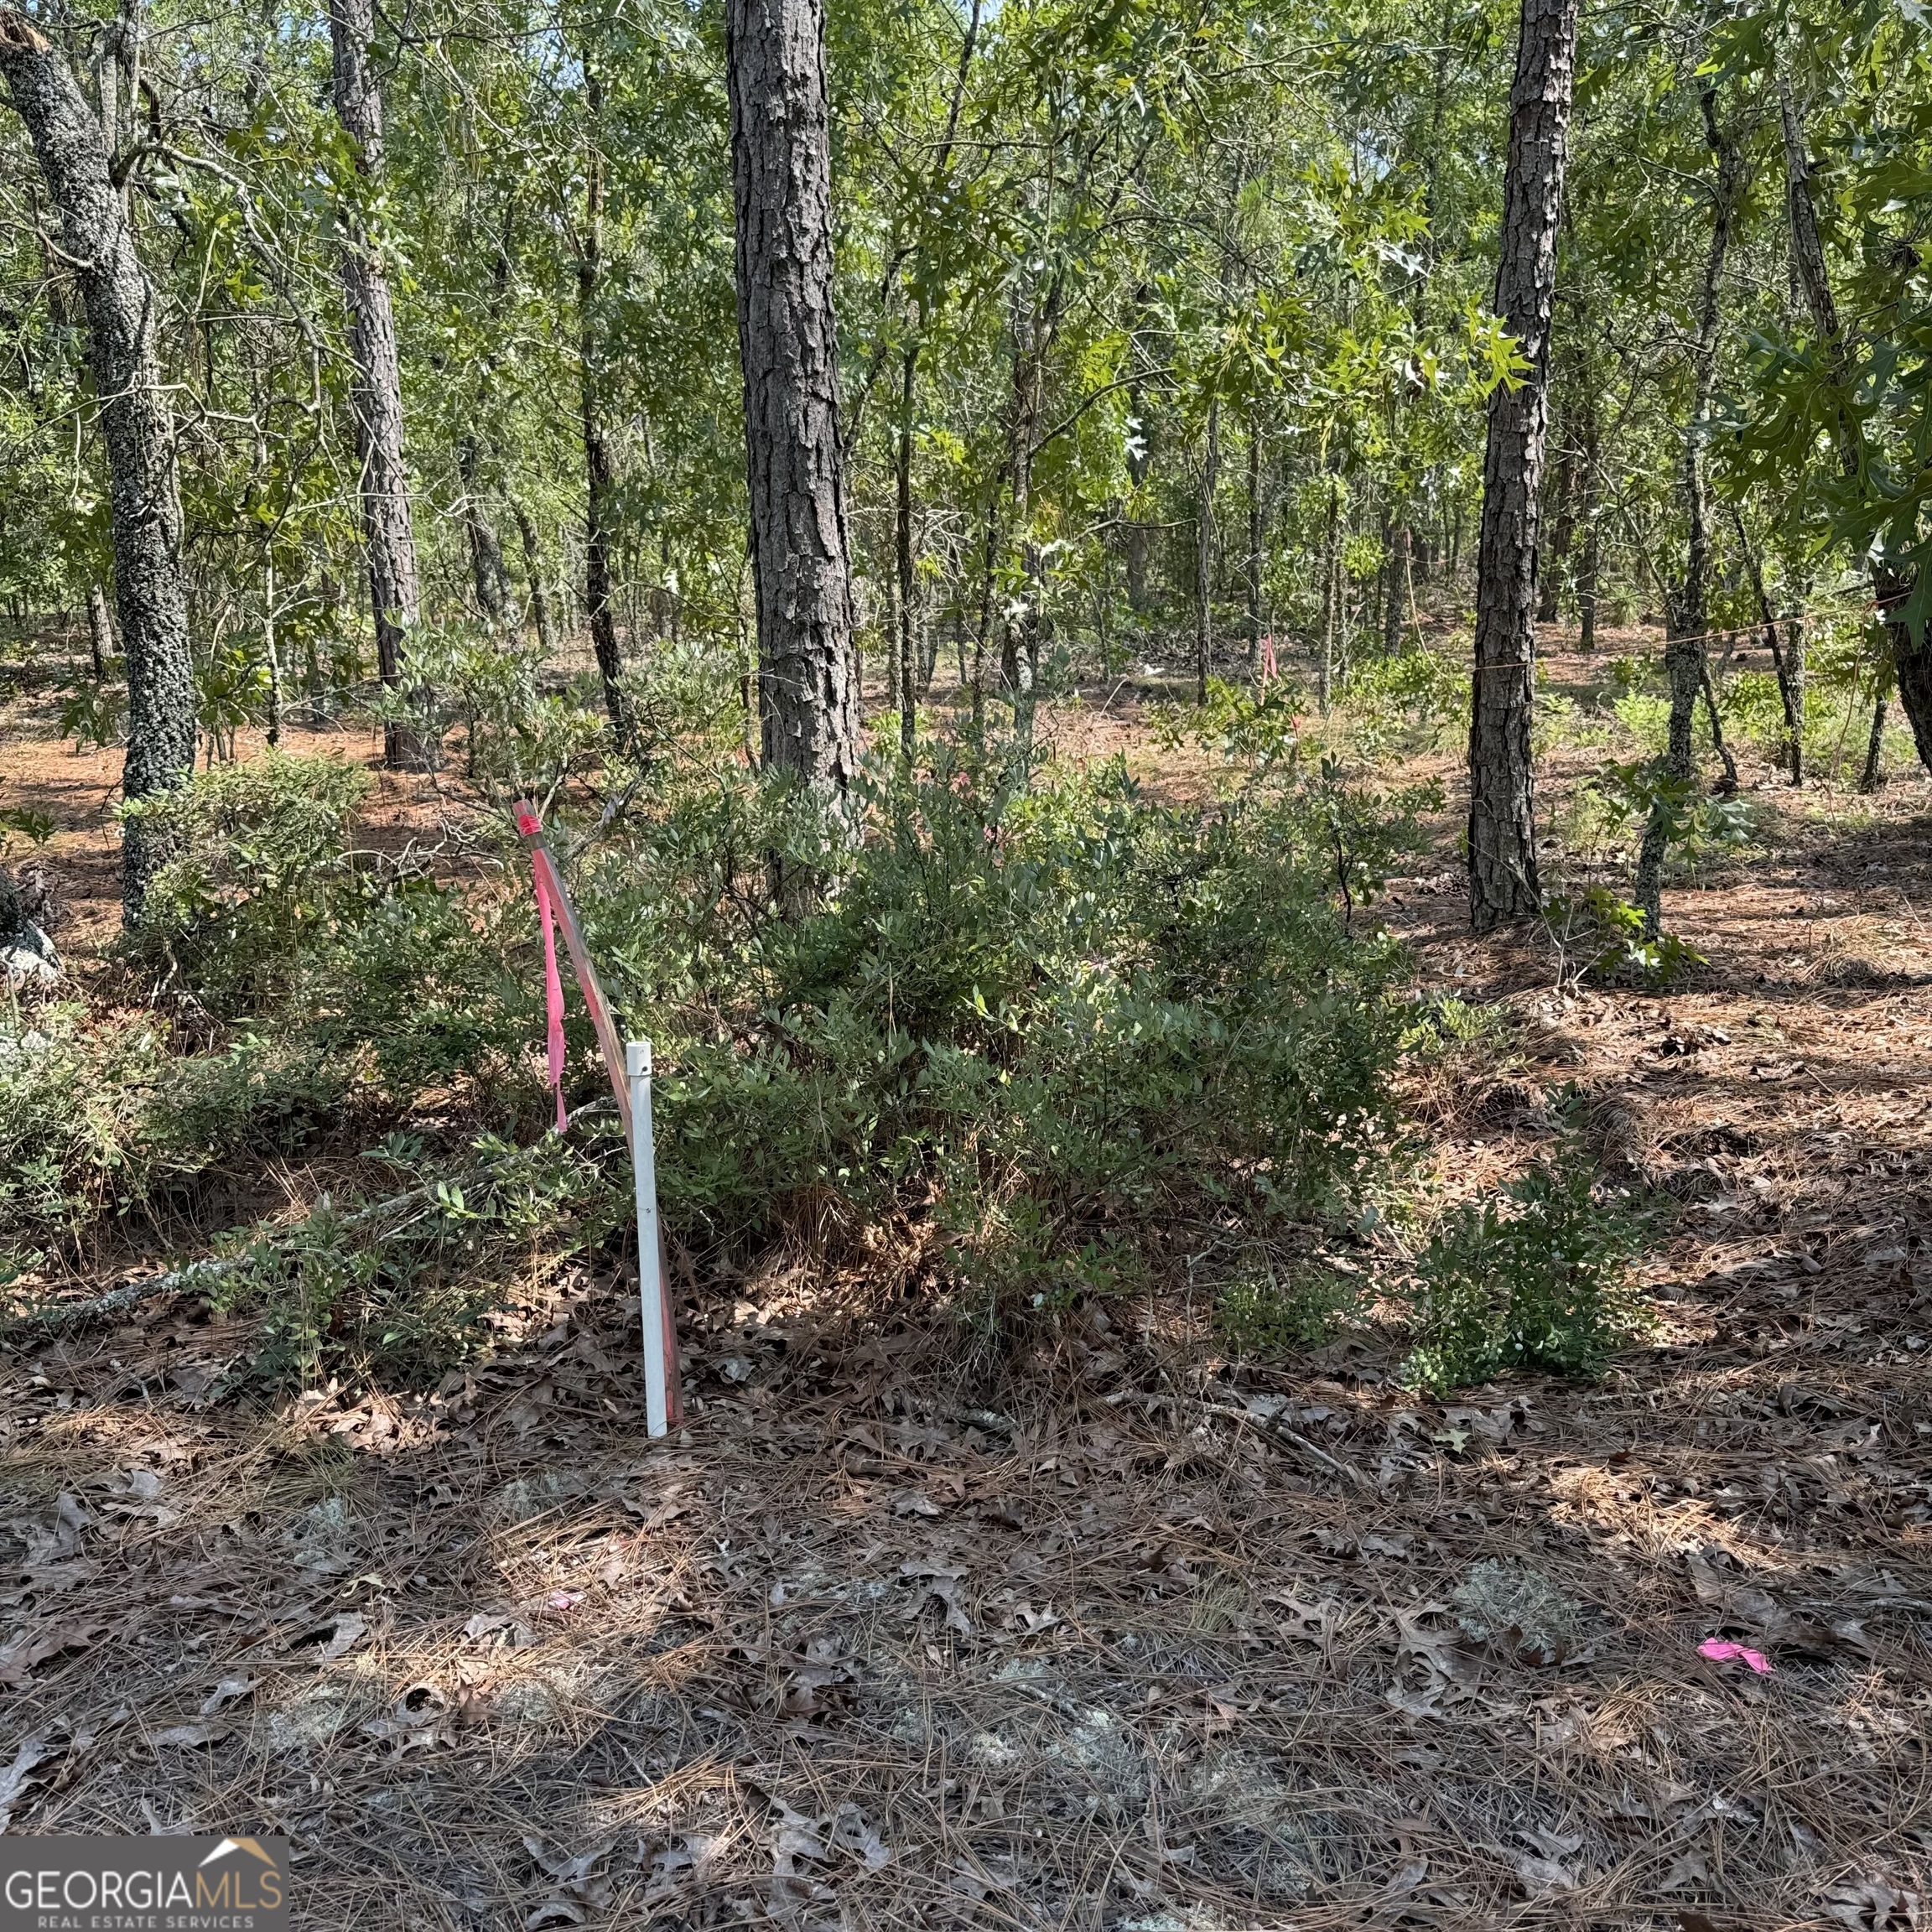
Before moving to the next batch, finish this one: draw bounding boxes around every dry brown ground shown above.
[0,640,1929,1932]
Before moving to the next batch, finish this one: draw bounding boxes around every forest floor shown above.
[1,635,1929,1931]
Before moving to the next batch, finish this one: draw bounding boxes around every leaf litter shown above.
[0,755,1929,1928]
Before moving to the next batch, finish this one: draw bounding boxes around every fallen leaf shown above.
[1825,1879,1924,1930]
[0,1732,54,1831]
[199,1675,257,1716]
[316,1613,367,1662]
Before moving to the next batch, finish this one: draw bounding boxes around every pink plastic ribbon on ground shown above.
[519,808,568,1133]
[1698,1639,1774,1675]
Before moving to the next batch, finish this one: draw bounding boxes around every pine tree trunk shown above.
[896,339,916,760]
[0,11,194,920]
[725,0,860,800]
[512,501,553,657]
[328,0,426,771]
[1195,400,1218,704]
[1466,0,1580,932]
[458,434,507,622]
[1636,82,1743,937]
[579,72,627,740]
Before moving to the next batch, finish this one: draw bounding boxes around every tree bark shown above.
[1576,379,1600,652]
[1862,685,1888,792]
[86,580,112,677]
[1317,475,1339,712]
[1384,519,1410,655]
[1730,501,1802,782]
[578,70,627,740]
[1466,0,1580,932]
[725,0,860,799]
[1246,413,1263,667]
[1635,81,1743,937]
[0,10,194,920]
[458,434,508,622]
[512,500,553,657]
[896,336,916,759]
[1195,399,1218,704]
[1536,425,1574,623]
[1124,378,1150,614]
[328,0,426,771]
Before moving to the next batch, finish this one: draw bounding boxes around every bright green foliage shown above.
[1547,884,1706,988]
[580,730,1416,1285]
[1218,1263,1362,1355]
[1399,1151,1650,1396]
[210,1129,625,1386]
[0,1010,345,1273]
[121,753,373,1010]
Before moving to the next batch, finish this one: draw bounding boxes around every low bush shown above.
[209,1126,625,1386]
[583,740,1417,1294]
[0,1007,345,1273]
[1398,1145,1649,1394]
[1218,1262,1362,1354]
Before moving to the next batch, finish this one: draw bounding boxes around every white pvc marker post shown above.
[626,1040,668,1439]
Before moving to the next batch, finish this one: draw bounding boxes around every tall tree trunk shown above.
[579,70,627,740]
[1862,684,1888,792]
[1730,502,1802,782]
[0,12,194,919]
[1576,380,1600,652]
[1635,81,1743,937]
[725,0,860,801]
[1536,425,1575,623]
[1245,413,1263,667]
[86,580,112,677]
[1779,74,1932,772]
[512,500,553,657]
[1195,399,1218,704]
[1124,379,1150,614]
[1317,475,1339,712]
[1466,0,1580,932]
[896,337,916,760]
[458,434,507,622]
[1384,518,1409,655]
[328,0,425,771]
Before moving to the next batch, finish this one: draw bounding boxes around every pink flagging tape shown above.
[512,800,683,1421]
[1698,1638,1774,1675]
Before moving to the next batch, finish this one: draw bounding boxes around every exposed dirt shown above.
[1,640,1928,1930]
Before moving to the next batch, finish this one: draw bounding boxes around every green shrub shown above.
[210,1129,624,1387]
[1219,1263,1361,1353]
[1399,1150,1649,1395]
[575,739,1416,1288]
[120,752,372,1010]
[1546,884,1705,987]
[0,1007,345,1268]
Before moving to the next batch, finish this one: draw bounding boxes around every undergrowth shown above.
[1398,1143,1651,1395]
